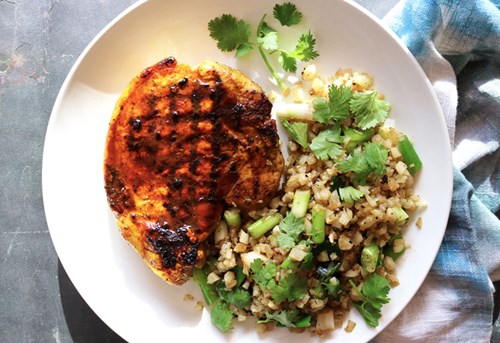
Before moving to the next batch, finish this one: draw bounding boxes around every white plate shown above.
[42,0,452,342]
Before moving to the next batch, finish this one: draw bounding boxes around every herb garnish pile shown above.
[208,2,319,90]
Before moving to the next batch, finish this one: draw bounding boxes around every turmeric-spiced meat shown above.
[104,57,284,285]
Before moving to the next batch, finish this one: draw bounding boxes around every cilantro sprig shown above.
[280,119,308,148]
[273,2,303,26]
[338,186,365,206]
[268,273,308,304]
[258,309,312,328]
[208,3,319,90]
[277,31,319,73]
[313,85,353,124]
[349,273,391,327]
[256,20,279,50]
[210,300,234,332]
[350,90,391,130]
[309,125,343,161]
[208,14,253,58]
[250,258,308,304]
[277,212,305,249]
[250,258,278,291]
[217,283,252,309]
[336,142,388,185]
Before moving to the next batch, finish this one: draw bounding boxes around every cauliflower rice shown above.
[197,66,424,335]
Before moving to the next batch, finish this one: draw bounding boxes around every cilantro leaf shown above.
[314,85,353,124]
[362,273,391,308]
[218,287,252,309]
[279,212,305,241]
[338,186,365,206]
[250,259,277,291]
[258,310,311,328]
[280,119,308,149]
[350,273,390,328]
[250,258,307,304]
[352,302,380,328]
[233,266,246,287]
[294,314,313,328]
[267,279,283,302]
[192,267,218,306]
[208,8,319,91]
[337,142,388,185]
[310,126,343,161]
[269,273,308,304]
[276,234,296,250]
[208,14,253,56]
[210,300,234,332]
[328,85,353,121]
[336,149,369,181]
[350,90,391,130]
[257,21,279,50]
[277,212,305,249]
[273,3,303,26]
[312,98,331,123]
[364,142,389,177]
[278,31,318,72]
[289,31,319,62]
[343,127,375,153]
[278,51,297,72]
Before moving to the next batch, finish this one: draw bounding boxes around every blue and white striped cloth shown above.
[374,1,500,342]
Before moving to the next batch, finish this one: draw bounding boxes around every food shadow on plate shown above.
[106,211,203,328]
[58,260,126,343]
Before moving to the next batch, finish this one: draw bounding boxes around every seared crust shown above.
[104,57,284,285]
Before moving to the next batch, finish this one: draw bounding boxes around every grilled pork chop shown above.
[104,57,284,285]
